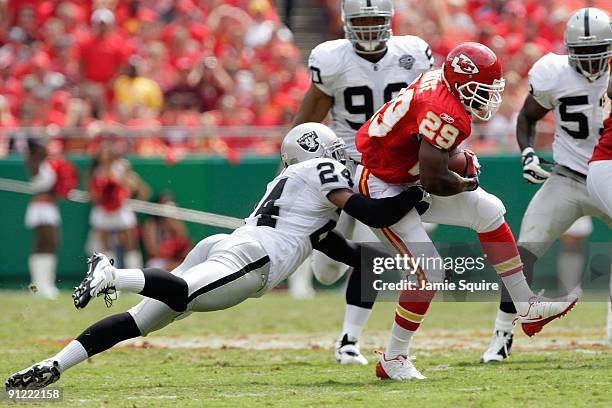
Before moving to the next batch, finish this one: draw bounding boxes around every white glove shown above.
[521,147,550,184]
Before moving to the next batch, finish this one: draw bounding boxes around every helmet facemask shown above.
[455,79,505,121]
[322,138,349,165]
[344,14,392,54]
[567,43,612,81]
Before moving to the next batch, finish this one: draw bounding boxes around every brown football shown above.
[448,149,469,176]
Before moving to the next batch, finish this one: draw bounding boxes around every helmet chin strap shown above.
[574,65,601,82]
[354,42,387,55]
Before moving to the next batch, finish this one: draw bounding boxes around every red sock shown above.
[478,222,523,277]
[395,288,436,331]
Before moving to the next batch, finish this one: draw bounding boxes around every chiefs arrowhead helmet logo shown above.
[451,54,480,75]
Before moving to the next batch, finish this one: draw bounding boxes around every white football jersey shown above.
[235,158,353,291]
[529,53,609,175]
[308,36,434,160]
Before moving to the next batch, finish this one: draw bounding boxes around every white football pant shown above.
[128,233,270,336]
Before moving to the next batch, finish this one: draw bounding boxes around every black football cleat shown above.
[5,359,60,390]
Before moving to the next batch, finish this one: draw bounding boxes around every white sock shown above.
[341,304,372,341]
[494,309,515,333]
[124,250,143,269]
[385,321,414,358]
[288,258,315,299]
[29,254,58,294]
[53,340,88,373]
[557,251,584,295]
[115,268,145,293]
[499,272,533,315]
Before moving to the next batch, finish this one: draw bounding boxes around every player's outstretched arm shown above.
[418,140,478,196]
[291,84,334,126]
[327,187,426,228]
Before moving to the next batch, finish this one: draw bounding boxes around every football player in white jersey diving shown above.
[5,123,430,390]
[481,7,612,363]
[291,0,434,365]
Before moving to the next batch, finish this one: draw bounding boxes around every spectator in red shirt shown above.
[76,9,132,86]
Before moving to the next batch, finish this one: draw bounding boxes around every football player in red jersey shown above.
[352,42,578,380]
[587,77,612,217]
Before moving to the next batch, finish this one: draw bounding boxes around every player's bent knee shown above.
[311,250,348,285]
[474,192,506,233]
[141,268,189,312]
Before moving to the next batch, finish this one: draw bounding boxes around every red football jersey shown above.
[591,114,612,162]
[356,69,472,184]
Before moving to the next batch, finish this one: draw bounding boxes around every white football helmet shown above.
[280,123,348,167]
[564,8,612,81]
[342,0,393,54]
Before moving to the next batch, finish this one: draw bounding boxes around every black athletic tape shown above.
[76,312,141,357]
[141,268,189,312]
[346,263,377,309]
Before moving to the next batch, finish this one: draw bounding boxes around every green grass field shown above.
[1,290,611,407]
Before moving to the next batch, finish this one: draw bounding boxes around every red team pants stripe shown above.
[360,167,433,333]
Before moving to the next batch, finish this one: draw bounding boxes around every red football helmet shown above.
[442,42,505,121]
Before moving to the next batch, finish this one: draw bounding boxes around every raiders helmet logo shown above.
[451,54,480,75]
[297,131,320,152]
[399,55,415,70]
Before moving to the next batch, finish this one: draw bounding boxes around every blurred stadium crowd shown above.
[1,0,308,158]
[0,0,609,158]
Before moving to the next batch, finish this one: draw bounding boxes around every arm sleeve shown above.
[306,159,353,197]
[308,44,338,96]
[342,186,425,228]
[527,58,555,110]
[414,36,435,72]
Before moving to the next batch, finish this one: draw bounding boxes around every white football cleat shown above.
[480,330,513,363]
[72,253,116,309]
[335,334,368,365]
[375,352,426,381]
[516,295,578,337]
